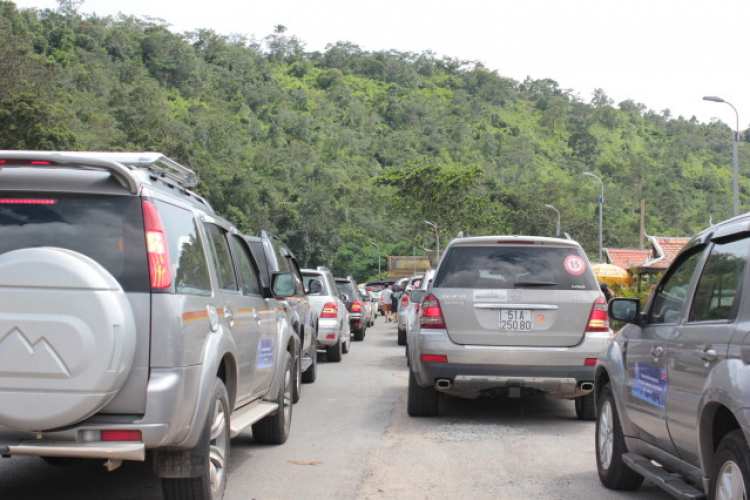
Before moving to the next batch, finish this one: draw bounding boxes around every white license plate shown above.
[500,310,533,332]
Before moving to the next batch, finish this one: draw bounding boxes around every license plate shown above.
[500,310,533,332]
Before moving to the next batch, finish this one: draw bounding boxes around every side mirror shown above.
[609,298,641,323]
[307,278,323,295]
[271,272,297,298]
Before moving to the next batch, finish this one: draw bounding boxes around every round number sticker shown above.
[564,255,586,275]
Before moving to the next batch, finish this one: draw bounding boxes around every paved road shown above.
[0,319,672,500]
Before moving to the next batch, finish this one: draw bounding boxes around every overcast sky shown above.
[11,0,750,128]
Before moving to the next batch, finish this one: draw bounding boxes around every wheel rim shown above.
[208,395,228,497]
[598,399,614,471]
[716,460,747,500]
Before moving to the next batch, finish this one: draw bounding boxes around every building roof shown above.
[642,236,691,270]
[605,249,650,270]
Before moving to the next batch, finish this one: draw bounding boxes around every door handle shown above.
[224,306,234,327]
[650,345,664,358]
[700,348,718,362]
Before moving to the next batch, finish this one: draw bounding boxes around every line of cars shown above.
[0,151,369,500]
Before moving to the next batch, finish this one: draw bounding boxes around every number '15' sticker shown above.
[564,255,585,275]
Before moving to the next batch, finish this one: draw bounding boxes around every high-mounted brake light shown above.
[142,201,172,289]
[0,159,56,166]
[420,294,446,329]
[351,301,362,312]
[586,297,609,332]
[101,430,142,442]
[321,302,339,319]
[0,198,56,204]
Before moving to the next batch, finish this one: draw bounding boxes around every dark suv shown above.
[0,151,298,500]
[596,213,750,499]
[335,276,367,341]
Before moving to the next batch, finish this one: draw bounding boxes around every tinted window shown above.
[229,235,262,296]
[649,247,704,324]
[336,280,359,299]
[0,193,148,292]
[433,246,598,290]
[205,224,238,291]
[155,200,211,296]
[689,238,748,322]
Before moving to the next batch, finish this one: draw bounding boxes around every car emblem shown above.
[511,290,523,301]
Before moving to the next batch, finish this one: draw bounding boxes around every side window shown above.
[648,247,705,324]
[689,238,749,322]
[205,224,238,291]
[154,200,211,296]
[273,243,292,273]
[229,235,262,296]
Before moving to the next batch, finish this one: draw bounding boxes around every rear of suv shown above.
[408,235,611,418]
[301,267,351,361]
[335,276,368,341]
[0,151,297,500]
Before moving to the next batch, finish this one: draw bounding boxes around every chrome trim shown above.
[473,303,560,310]
[6,441,145,461]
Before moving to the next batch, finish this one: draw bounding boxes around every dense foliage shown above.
[1,1,747,282]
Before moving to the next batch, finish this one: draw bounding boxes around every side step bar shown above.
[229,400,279,438]
[623,453,705,500]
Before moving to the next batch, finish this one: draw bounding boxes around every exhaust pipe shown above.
[435,379,452,390]
[580,382,594,392]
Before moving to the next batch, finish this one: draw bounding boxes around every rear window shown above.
[0,193,148,292]
[433,245,598,291]
[336,280,359,298]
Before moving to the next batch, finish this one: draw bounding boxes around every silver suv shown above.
[301,267,351,361]
[596,213,750,499]
[0,151,297,500]
[408,235,611,418]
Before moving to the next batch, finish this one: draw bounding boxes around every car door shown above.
[666,235,748,464]
[621,246,706,455]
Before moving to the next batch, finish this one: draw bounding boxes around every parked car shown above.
[336,276,368,341]
[246,231,319,401]
[596,214,750,499]
[358,286,377,327]
[404,269,436,357]
[301,267,351,361]
[397,274,424,345]
[407,235,610,418]
[0,151,297,500]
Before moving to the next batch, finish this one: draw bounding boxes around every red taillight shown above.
[351,301,362,312]
[584,358,598,366]
[0,198,56,204]
[321,302,338,319]
[586,297,609,332]
[420,294,446,329]
[142,201,172,289]
[101,430,142,442]
[0,159,55,165]
[401,294,409,306]
[420,354,448,363]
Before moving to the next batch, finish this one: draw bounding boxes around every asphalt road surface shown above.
[0,318,672,500]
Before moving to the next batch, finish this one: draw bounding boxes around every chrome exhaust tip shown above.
[580,382,594,392]
[435,379,452,390]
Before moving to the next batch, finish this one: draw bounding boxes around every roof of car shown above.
[446,235,582,248]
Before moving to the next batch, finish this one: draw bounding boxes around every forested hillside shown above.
[1,1,746,281]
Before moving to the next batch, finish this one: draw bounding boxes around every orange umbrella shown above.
[591,263,635,284]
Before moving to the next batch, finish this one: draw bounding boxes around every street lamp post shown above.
[370,242,381,280]
[544,204,561,236]
[583,172,604,263]
[703,96,740,216]
[424,220,440,263]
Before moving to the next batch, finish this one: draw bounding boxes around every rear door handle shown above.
[700,348,718,362]
[650,345,664,358]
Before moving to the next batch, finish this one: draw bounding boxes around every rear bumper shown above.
[317,318,343,346]
[0,441,145,461]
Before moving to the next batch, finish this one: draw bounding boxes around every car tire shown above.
[353,324,365,341]
[291,351,301,404]
[575,393,596,421]
[161,378,230,500]
[301,346,317,384]
[407,370,439,417]
[397,327,406,346]
[252,351,293,445]
[710,429,750,500]
[326,339,343,362]
[596,383,644,490]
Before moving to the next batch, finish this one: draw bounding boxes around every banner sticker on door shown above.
[257,339,276,369]
[564,255,585,275]
[632,362,667,408]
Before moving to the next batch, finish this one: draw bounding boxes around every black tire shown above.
[342,336,350,354]
[301,346,317,384]
[596,383,644,491]
[709,429,750,500]
[162,378,230,500]
[407,370,439,417]
[252,351,293,445]
[353,324,365,341]
[397,327,406,346]
[326,338,342,362]
[575,393,596,421]
[292,351,301,404]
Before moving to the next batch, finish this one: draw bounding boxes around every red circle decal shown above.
[564,255,586,275]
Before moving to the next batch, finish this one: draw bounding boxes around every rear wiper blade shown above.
[514,281,557,287]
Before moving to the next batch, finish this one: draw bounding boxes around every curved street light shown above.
[583,172,604,263]
[703,95,740,216]
[370,241,381,280]
[424,220,440,263]
[544,204,561,236]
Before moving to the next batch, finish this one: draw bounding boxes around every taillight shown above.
[321,302,338,319]
[101,430,142,442]
[401,294,409,306]
[142,201,172,289]
[351,301,362,312]
[586,297,609,332]
[420,294,446,329]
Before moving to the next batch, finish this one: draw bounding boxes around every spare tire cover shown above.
[0,247,136,431]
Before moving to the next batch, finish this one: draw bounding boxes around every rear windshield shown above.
[433,245,598,291]
[336,280,359,298]
[0,193,148,292]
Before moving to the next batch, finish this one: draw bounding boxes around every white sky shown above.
[11,0,750,128]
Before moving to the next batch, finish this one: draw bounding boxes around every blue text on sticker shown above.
[257,338,276,369]
[632,361,667,408]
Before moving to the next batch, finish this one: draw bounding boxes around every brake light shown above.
[0,159,55,165]
[101,430,142,441]
[401,294,409,306]
[586,297,609,332]
[0,198,56,204]
[351,301,362,312]
[321,302,338,319]
[420,294,446,329]
[142,201,172,289]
